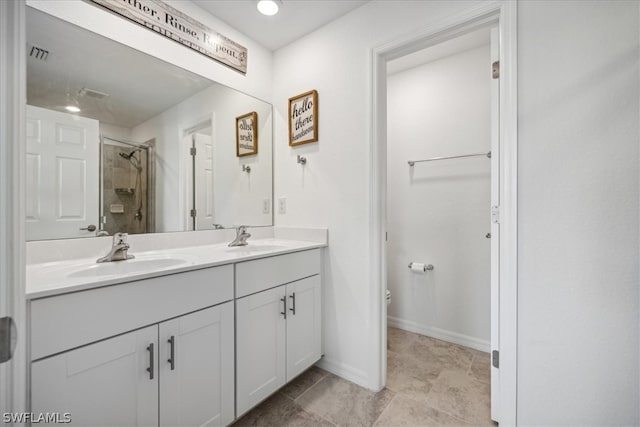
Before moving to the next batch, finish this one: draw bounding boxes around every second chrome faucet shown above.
[97,232,134,263]
[228,226,251,247]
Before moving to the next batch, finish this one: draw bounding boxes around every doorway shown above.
[371,3,518,425]
[385,25,496,424]
[182,121,216,231]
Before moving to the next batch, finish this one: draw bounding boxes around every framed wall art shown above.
[236,111,258,157]
[288,90,318,146]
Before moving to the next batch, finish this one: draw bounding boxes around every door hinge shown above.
[491,205,501,224]
[492,61,500,79]
[190,209,197,218]
[0,316,17,364]
[385,232,388,241]
[190,147,196,156]
[492,350,499,368]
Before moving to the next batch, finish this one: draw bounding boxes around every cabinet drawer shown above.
[235,249,320,298]
[31,265,233,360]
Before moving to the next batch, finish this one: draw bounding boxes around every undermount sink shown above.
[68,257,189,278]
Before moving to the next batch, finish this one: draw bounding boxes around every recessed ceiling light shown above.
[257,0,280,16]
[65,105,81,113]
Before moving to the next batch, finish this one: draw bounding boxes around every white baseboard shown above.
[315,356,372,390]
[387,316,490,353]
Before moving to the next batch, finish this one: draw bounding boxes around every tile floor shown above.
[233,327,496,427]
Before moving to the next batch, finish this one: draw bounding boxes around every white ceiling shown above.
[387,27,492,76]
[193,0,369,51]
[27,8,214,129]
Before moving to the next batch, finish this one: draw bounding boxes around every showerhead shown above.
[118,148,141,160]
[118,148,143,172]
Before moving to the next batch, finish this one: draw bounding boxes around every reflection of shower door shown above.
[26,105,99,240]
[190,133,214,230]
[100,137,152,236]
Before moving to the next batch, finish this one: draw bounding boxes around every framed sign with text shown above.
[236,112,258,157]
[288,90,318,146]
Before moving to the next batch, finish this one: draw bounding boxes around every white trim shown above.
[370,1,517,424]
[315,357,370,389]
[498,2,518,424]
[0,0,27,417]
[387,317,490,353]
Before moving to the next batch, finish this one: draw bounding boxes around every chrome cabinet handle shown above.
[80,224,96,232]
[167,336,175,371]
[289,293,296,315]
[146,343,154,380]
[280,296,287,319]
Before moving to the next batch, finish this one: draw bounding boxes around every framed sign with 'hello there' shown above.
[288,90,318,146]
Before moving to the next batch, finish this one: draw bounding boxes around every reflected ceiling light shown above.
[257,0,281,16]
[65,105,81,113]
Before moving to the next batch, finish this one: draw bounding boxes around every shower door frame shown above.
[100,135,156,235]
[370,1,518,424]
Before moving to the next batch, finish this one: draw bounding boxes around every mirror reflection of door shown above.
[184,128,215,231]
[26,105,99,240]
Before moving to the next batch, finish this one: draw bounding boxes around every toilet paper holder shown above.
[408,262,434,272]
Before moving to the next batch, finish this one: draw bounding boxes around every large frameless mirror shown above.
[26,6,273,241]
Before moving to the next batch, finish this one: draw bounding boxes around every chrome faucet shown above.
[97,232,134,263]
[228,226,251,247]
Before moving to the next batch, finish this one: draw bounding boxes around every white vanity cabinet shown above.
[27,243,326,426]
[159,303,234,427]
[30,265,235,427]
[235,250,322,416]
[32,325,159,426]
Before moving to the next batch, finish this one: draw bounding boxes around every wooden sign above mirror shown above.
[25,6,273,241]
[87,0,248,74]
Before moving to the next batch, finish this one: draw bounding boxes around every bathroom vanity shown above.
[27,234,325,426]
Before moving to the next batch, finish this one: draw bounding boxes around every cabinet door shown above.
[236,286,286,416]
[31,325,158,426]
[286,275,322,381]
[159,302,234,427]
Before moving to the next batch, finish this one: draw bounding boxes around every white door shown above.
[236,286,286,417]
[25,105,99,240]
[31,325,158,426]
[490,26,501,422]
[194,133,214,230]
[159,302,234,427]
[286,276,322,381]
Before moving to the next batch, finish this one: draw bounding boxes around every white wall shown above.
[386,44,491,351]
[274,0,640,421]
[273,0,485,388]
[517,1,639,424]
[131,84,272,232]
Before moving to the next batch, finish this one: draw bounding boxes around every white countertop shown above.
[27,238,326,299]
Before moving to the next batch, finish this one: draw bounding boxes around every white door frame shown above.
[0,0,27,419]
[370,1,517,424]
